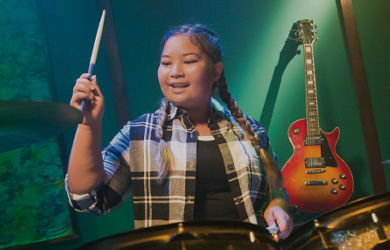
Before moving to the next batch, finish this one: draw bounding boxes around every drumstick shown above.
[266,225,279,234]
[80,9,106,114]
[266,225,279,241]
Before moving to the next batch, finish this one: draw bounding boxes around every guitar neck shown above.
[303,44,320,137]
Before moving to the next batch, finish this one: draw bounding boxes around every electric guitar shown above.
[281,20,354,213]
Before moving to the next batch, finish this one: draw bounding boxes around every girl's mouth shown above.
[170,82,190,88]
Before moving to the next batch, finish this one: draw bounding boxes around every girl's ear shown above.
[213,62,224,81]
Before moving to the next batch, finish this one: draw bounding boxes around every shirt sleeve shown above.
[64,174,103,214]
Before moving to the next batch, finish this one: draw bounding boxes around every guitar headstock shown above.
[297,20,317,45]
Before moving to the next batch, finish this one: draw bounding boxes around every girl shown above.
[66,24,293,239]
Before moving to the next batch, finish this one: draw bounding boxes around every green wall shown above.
[0,0,75,249]
[4,0,390,249]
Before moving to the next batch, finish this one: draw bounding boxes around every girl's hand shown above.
[264,199,294,239]
[70,73,105,127]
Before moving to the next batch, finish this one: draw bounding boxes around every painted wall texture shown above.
[0,0,75,249]
[1,0,389,249]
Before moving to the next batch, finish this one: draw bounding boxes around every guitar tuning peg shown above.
[314,25,317,29]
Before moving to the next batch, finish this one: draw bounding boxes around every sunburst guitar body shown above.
[282,119,353,212]
[281,20,353,213]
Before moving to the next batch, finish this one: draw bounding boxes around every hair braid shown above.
[155,98,174,182]
[218,74,283,191]
[155,97,169,139]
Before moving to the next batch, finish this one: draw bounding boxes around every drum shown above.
[283,192,390,250]
[77,221,280,250]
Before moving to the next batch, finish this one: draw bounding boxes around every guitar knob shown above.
[331,178,338,184]
[339,184,346,190]
[293,127,300,134]
[331,188,338,194]
[340,173,346,179]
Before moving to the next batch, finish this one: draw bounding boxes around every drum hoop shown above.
[282,192,390,250]
[78,221,278,250]
[316,191,390,229]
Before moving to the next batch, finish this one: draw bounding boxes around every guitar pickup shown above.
[305,180,328,186]
[305,158,325,168]
[304,135,323,146]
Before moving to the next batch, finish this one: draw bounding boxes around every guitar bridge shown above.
[305,157,325,168]
[305,180,328,186]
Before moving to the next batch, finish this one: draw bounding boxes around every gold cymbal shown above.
[0,100,83,153]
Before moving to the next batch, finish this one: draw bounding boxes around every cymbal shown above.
[0,100,83,153]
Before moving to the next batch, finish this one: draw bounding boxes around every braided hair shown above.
[155,24,283,191]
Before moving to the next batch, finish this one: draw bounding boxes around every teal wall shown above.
[0,0,75,249]
[3,0,389,249]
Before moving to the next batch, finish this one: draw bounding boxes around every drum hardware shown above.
[249,231,257,243]
[381,159,390,164]
[282,192,390,250]
[371,213,387,241]
[312,219,338,250]
[0,100,83,153]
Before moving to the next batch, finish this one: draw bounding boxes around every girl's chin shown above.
[167,98,190,109]
[170,100,185,107]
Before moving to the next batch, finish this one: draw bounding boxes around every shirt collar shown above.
[165,97,231,122]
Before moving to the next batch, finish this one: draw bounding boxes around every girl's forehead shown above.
[162,35,199,52]
[161,35,213,63]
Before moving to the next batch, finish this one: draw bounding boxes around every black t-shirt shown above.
[193,136,240,220]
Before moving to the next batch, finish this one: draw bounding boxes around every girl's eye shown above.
[161,61,171,66]
[184,60,197,64]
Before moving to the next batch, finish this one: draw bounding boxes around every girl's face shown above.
[158,35,222,111]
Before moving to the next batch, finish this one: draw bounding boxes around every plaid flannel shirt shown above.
[65,98,287,229]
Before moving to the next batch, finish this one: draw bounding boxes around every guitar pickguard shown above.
[320,132,337,167]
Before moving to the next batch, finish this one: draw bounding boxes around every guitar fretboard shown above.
[304,44,320,137]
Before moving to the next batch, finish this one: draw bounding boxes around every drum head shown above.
[283,192,390,250]
[78,221,280,250]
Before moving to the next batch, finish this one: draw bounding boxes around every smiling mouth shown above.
[170,82,190,88]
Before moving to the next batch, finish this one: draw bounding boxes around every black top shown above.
[193,137,240,220]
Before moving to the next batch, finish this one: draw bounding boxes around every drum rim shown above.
[316,191,390,227]
[77,220,278,250]
[282,191,390,250]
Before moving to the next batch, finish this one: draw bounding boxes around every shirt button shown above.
[227,164,234,170]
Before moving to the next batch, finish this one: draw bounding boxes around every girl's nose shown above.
[170,63,184,78]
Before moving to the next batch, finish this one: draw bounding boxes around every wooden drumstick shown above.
[80,9,106,114]
[266,225,279,241]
